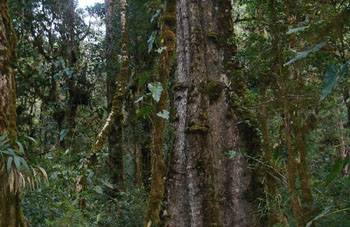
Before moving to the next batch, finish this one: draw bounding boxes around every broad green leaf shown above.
[156,110,169,120]
[284,42,326,66]
[147,31,156,53]
[60,129,68,142]
[321,62,348,100]
[19,157,30,173]
[16,141,24,155]
[14,156,21,170]
[148,82,163,102]
[325,158,343,186]
[1,148,16,156]
[321,65,338,100]
[7,156,13,173]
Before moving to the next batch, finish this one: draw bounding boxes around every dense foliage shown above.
[1,0,350,226]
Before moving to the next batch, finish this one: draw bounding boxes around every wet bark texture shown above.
[0,1,27,226]
[167,0,259,226]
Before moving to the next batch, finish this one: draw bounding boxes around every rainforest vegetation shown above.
[1,0,350,226]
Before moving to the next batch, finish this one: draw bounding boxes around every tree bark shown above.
[0,1,27,226]
[105,0,125,188]
[145,0,176,225]
[167,0,259,226]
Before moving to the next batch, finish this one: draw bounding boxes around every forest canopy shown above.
[0,0,350,226]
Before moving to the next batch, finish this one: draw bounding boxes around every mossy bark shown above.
[79,0,129,208]
[145,0,176,225]
[167,0,260,226]
[267,0,314,225]
[105,0,125,188]
[0,1,27,226]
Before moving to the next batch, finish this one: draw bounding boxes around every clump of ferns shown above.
[0,133,48,194]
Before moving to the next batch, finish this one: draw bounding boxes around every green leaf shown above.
[102,179,114,189]
[321,62,348,100]
[151,9,161,23]
[286,25,310,34]
[20,135,37,144]
[148,82,163,102]
[325,158,343,186]
[7,156,13,173]
[16,141,25,155]
[156,110,169,120]
[284,42,326,66]
[19,157,30,173]
[138,72,152,88]
[135,106,152,120]
[64,68,74,78]
[94,186,103,194]
[0,148,15,156]
[14,156,21,170]
[60,129,68,142]
[321,65,338,100]
[147,31,156,53]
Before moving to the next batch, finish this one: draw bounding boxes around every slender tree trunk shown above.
[0,1,27,226]
[79,0,130,201]
[167,0,259,226]
[145,0,176,225]
[105,0,125,188]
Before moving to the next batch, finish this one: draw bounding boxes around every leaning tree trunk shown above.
[167,0,259,226]
[0,1,27,226]
[79,0,130,206]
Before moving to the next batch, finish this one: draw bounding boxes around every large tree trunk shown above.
[0,1,27,226]
[166,0,259,226]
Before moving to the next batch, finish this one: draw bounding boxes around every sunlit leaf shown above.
[148,82,163,102]
[284,42,326,66]
[286,25,310,34]
[60,129,68,142]
[135,96,144,103]
[156,110,169,120]
[94,185,103,194]
[148,31,156,53]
